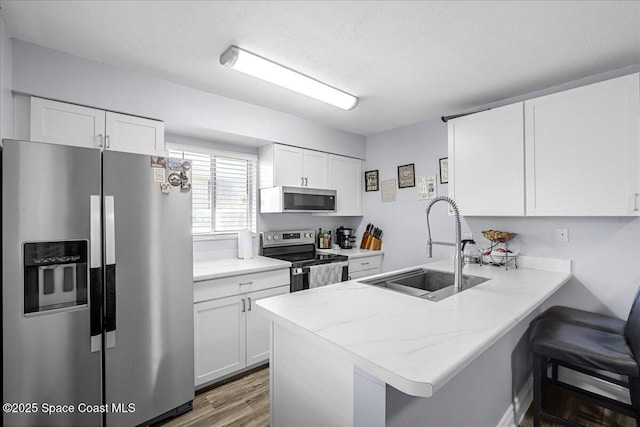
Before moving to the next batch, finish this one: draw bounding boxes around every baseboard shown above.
[496,366,631,427]
[496,378,533,427]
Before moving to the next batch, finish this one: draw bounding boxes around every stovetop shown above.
[267,251,348,267]
[260,230,348,267]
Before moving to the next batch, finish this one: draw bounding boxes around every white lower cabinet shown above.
[348,254,383,280]
[194,278,289,387]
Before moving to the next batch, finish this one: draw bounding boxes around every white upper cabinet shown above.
[259,143,328,188]
[326,154,363,216]
[448,103,525,216]
[272,144,305,187]
[105,111,165,156]
[30,97,105,149]
[29,97,165,156]
[302,149,328,188]
[525,73,640,216]
[448,73,640,217]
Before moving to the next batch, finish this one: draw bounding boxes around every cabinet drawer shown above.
[348,255,382,274]
[194,268,290,303]
[349,268,381,280]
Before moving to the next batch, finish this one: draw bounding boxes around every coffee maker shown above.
[336,226,356,249]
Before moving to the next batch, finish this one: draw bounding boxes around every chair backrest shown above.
[625,286,640,362]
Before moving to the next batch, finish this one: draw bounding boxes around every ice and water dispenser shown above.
[23,241,88,315]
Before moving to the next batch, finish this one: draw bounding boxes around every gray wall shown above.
[0,11,12,139]
[362,118,450,270]
[10,40,366,159]
[362,65,640,319]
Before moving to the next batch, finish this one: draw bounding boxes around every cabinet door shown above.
[525,73,640,216]
[448,103,525,216]
[105,112,165,156]
[273,144,305,187]
[327,155,363,216]
[194,295,246,386]
[246,286,289,366]
[30,97,105,149]
[303,150,328,188]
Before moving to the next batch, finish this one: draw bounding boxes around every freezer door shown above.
[2,140,102,427]
[102,150,194,426]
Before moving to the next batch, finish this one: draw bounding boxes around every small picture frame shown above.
[439,157,449,184]
[365,170,379,192]
[397,163,415,188]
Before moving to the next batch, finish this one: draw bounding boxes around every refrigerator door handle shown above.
[105,196,117,349]
[90,195,103,352]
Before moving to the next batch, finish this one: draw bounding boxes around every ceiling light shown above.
[220,46,359,111]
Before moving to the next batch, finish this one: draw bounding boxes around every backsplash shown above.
[193,214,363,261]
[464,216,640,319]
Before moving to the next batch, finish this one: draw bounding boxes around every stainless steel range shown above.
[260,230,348,292]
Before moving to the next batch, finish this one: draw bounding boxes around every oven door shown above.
[290,263,348,292]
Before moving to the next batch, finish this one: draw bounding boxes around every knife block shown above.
[360,232,382,251]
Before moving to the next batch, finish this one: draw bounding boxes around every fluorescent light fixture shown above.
[220,46,359,111]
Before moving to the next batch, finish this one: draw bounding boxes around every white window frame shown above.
[167,143,257,240]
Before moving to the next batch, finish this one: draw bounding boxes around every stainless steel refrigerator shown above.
[2,139,194,426]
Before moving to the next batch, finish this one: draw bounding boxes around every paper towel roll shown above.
[237,230,253,260]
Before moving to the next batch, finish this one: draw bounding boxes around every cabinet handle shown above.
[239,281,253,286]
[634,193,639,212]
[301,177,304,186]
[248,297,252,311]
[97,133,103,148]
[105,135,111,149]
[241,298,246,313]
[361,262,370,266]
[304,177,308,187]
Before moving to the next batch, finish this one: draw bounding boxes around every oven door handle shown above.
[292,267,308,276]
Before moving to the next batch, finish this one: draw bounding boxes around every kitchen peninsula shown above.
[256,257,572,427]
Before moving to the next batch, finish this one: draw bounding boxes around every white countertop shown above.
[255,257,571,398]
[317,247,384,259]
[193,255,291,282]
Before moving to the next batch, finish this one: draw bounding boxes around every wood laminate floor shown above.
[156,367,636,427]
[155,368,269,427]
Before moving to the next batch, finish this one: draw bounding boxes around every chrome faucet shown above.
[425,196,463,292]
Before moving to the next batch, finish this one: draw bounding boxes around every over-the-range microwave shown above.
[260,186,337,213]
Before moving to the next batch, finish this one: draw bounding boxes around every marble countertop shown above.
[255,257,571,398]
[193,255,291,282]
[316,247,384,259]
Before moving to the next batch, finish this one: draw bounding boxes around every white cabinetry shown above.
[448,73,640,217]
[193,268,289,387]
[525,73,640,216]
[326,154,363,216]
[29,97,165,156]
[259,143,327,188]
[448,103,525,216]
[348,254,383,280]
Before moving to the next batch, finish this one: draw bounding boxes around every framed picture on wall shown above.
[365,170,379,192]
[397,163,415,188]
[439,157,449,184]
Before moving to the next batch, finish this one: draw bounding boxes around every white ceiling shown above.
[1,1,639,136]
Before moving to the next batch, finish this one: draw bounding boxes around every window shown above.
[168,145,257,236]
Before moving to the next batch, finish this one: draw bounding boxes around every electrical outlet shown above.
[556,228,569,243]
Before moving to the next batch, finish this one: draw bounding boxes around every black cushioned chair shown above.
[530,290,640,427]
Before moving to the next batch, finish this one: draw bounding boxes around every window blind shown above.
[168,147,257,236]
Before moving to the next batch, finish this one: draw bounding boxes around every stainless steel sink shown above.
[360,268,489,302]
